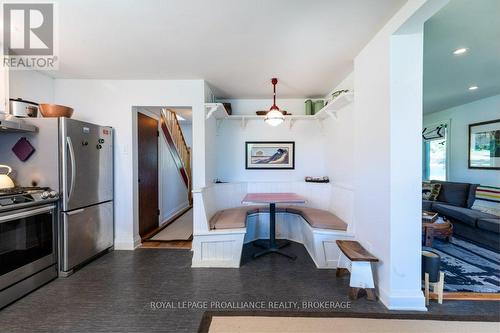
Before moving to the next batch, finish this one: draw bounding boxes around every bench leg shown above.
[350,261,375,289]
[365,288,376,301]
[336,268,349,277]
[349,287,360,300]
[349,262,377,301]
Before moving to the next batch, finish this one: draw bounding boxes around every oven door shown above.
[0,205,56,291]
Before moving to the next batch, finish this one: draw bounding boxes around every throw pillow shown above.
[423,182,441,201]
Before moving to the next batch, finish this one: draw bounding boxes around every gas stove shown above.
[0,187,59,212]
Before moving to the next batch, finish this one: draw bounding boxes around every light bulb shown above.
[264,110,284,126]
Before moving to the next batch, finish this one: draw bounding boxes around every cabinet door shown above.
[0,51,8,113]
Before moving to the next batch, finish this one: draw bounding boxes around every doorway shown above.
[137,112,159,239]
[135,107,193,249]
[420,0,500,300]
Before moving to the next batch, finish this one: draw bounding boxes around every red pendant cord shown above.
[270,78,279,111]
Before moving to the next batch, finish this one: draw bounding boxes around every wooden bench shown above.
[336,240,379,301]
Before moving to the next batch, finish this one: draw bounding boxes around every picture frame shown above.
[245,141,295,170]
[468,119,500,170]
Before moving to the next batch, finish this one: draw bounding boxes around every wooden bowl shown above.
[39,104,74,118]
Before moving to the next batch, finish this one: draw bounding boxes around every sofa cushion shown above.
[290,207,347,231]
[432,203,482,227]
[422,200,434,211]
[431,180,470,207]
[477,218,500,234]
[433,203,499,227]
[209,207,248,229]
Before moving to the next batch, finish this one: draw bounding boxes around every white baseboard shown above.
[378,286,427,311]
[114,240,137,250]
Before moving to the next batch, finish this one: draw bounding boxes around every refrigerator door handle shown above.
[66,136,76,202]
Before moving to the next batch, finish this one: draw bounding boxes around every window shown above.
[423,124,447,181]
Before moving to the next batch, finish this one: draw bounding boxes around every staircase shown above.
[160,109,192,204]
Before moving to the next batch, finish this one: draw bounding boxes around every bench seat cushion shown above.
[210,205,347,231]
[210,207,249,230]
[298,207,348,231]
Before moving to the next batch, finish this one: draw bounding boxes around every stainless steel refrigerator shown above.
[18,117,114,276]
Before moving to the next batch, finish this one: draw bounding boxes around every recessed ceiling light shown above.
[453,48,468,55]
[468,85,478,91]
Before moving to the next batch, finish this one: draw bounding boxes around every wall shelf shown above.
[205,92,353,129]
[313,91,354,120]
[205,103,229,120]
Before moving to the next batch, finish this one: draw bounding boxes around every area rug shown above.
[424,237,500,293]
[150,209,193,241]
[199,312,499,333]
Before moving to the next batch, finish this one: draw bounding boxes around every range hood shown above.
[0,113,38,133]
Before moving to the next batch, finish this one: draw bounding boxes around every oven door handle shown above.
[0,205,55,223]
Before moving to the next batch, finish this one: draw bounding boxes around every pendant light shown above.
[264,78,285,126]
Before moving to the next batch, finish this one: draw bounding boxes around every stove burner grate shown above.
[0,187,49,197]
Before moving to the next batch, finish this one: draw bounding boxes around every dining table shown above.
[241,192,306,260]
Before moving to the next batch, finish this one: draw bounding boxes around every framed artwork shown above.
[468,119,500,170]
[245,141,295,169]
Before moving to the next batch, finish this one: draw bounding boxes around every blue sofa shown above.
[423,180,500,251]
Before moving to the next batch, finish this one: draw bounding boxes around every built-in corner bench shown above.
[192,201,354,268]
[210,206,348,231]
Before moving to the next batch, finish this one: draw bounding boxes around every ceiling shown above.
[423,0,500,113]
[39,0,405,98]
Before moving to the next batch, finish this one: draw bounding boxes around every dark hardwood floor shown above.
[0,242,498,333]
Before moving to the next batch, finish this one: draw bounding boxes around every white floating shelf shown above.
[313,91,354,120]
[205,92,353,126]
[205,103,229,120]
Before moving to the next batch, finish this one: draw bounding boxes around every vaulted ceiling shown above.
[41,0,405,98]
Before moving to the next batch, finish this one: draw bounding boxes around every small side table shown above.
[422,221,453,247]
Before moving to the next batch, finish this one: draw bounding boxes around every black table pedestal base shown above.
[252,203,296,260]
[253,247,297,260]
[253,239,290,250]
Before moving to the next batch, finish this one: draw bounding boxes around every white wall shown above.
[322,73,355,189]
[352,0,447,310]
[204,83,218,188]
[53,79,205,249]
[9,71,54,104]
[159,123,190,224]
[215,117,327,183]
[424,94,500,186]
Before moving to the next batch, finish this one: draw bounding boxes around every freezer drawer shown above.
[62,201,113,272]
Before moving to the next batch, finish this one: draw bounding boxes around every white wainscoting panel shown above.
[192,182,355,268]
